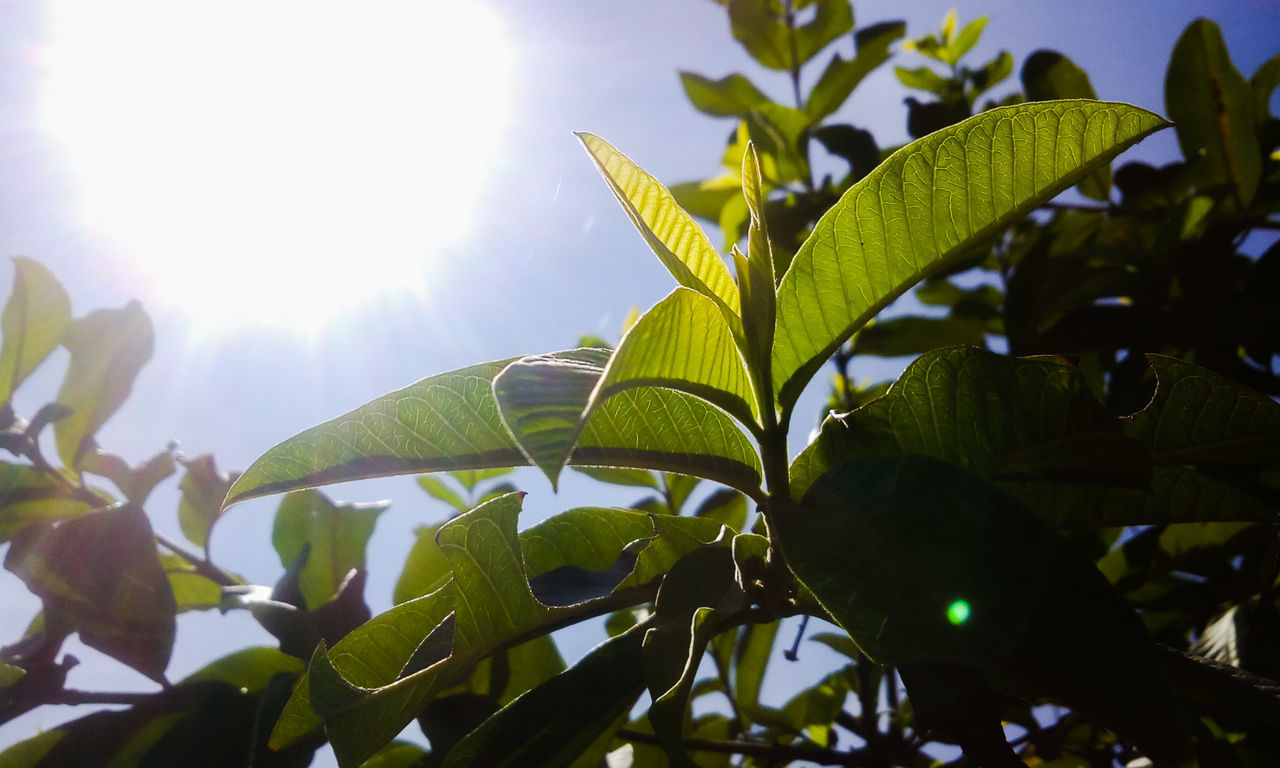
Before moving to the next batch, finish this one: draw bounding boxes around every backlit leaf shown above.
[0,462,96,543]
[1021,50,1110,200]
[272,489,387,609]
[175,454,237,551]
[772,100,1169,412]
[224,359,528,507]
[0,258,71,404]
[679,72,773,118]
[806,21,905,121]
[576,133,740,321]
[54,302,154,468]
[393,522,450,605]
[1165,19,1260,207]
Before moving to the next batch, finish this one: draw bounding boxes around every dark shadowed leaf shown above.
[0,258,71,404]
[176,454,238,551]
[771,101,1169,412]
[0,462,96,543]
[441,623,648,768]
[850,315,987,357]
[4,505,175,681]
[1165,19,1260,207]
[54,302,154,469]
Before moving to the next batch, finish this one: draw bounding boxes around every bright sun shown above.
[40,2,512,331]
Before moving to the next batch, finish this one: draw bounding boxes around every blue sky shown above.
[0,0,1277,762]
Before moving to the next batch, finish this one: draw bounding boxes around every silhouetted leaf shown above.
[1022,50,1109,200]
[0,463,96,543]
[772,101,1169,413]
[0,258,71,404]
[4,505,175,681]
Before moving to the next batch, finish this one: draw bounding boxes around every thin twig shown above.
[48,689,154,706]
[154,533,239,587]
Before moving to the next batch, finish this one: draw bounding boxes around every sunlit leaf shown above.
[1165,19,1260,207]
[945,16,987,66]
[0,258,71,404]
[159,553,224,612]
[771,100,1170,412]
[735,145,777,380]
[694,488,747,532]
[360,742,430,768]
[726,0,792,72]
[576,133,740,321]
[175,454,238,551]
[0,462,96,544]
[54,302,154,468]
[393,522,450,605]
[415,474,469,515]
[441,623,648,768]
[272,489,387,609]
[224,359,528,507]
[806,21,905,121]
[494,348,762,493]
[679,72,773,118]
[1022,50,1109,200]
[4,505,175,681]
[180,646,304,692]
[792,0,854,68]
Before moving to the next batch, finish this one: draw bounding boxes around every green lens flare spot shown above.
[947,599,971,625]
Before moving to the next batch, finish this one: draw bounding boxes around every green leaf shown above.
[600,288,758,425]
[224,358,528,507]
[790,347,1148,512]
[944,16,987,66]
[642,546,745,767]
[80,444,176,506]
[272,489,386,610]
[574,466,660,489]
[441,623,648,768]
[1022,51,1109,200]
[806,21,905,121]
[735,144,777,381]
[4,505,175,681]
[159,553,224,612]
[670,175,742,229]
[895,65,950,95]
[181,646,304,692]
[771,100,1170,412]
[493,348,763,493]
[0,258,71,404]
[694,488,747,532]
[969,51,1014,99]
[0,660,24,687]
[54,302,154,468]
[360,742,430,768]
[850,315,986,357]
[743,104,813,186]
[776,455,1194,762]
[1130,355,1280,467]
[0,462,96,543]
[576,133,740,321]
[727,0,793,72]
[679,72,773,118]
[416,474,469,515]
[393,522,450,605]
[1165,19,1261,207]
[1252,53,1280,124]
[792,0,854,69]
[175,454,237,551]
[0,730,62,768]
[733,620,778,713]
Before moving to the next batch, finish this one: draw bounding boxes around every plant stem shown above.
[154,533,239,587]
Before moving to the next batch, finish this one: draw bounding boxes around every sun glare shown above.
[40,2,512,331]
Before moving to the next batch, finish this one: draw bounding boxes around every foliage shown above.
[2,5,1279,768]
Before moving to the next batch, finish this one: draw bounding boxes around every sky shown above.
[0,0,1277,763]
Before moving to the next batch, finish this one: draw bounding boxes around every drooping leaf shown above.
[1165,18,1260,207]
[771,100,1170,412]
[1022,50,1110,200]
[576,133,740,321]
[679,72,773,118]
[493,348,762,492]
[806,21,906,121]
[176,454,238,551]
[0,462,96,543]
[0,258,71,404]
[775,455,1195,764]
[790,347,1149,518]
[224,359,528,507]
[441,623,648,768]
[4,505,175,681]
[53,302,154,468]
[272,489,387,610]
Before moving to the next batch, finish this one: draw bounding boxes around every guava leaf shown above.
[0,258,71,403]
[771,100,1170,412]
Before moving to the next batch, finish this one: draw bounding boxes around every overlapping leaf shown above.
[806,21,906,121]
[224,359,527,507]
[771,101,1170,412]
[679,72,772,118]
[576,133,740,322]
[494,346,762,493]
[0,462,96,543]
[272,490,387,609]
[1021,50,1110,200]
